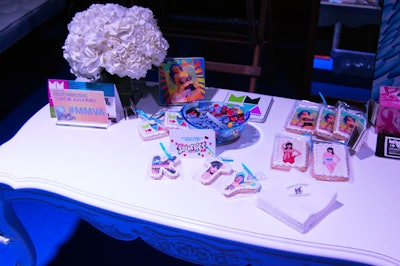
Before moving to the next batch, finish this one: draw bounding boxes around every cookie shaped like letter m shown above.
[223,172,261,197]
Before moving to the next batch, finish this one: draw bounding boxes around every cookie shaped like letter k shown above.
[150,155,181,180]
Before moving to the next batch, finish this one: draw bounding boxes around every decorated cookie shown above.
[286,101,320,135]
[332,107,366,141]
[315,106,336,139]
[138,120,169,141]
[311,142,350,182]
[271,135,309,172]
[150,154,181,180]
[163,111,189,130]
[223,171,261,197]
[199,159,232,185]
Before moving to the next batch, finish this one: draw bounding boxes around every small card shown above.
[159,57,206,105]
[48,79,124,122]
[376,133,400,160]
[49,89,109,128]
[223,91,274,122]
[169,129,216,158]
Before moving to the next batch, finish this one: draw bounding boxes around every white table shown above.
[0,87,399,266]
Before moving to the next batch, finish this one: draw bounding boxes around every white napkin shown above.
[257,177,338,233]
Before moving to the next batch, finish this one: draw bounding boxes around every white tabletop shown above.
[0,87,399,265]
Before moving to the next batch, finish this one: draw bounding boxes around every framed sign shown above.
[159,57,206,105]
[48,79,124,124]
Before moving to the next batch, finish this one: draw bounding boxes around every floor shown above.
[0,7,372,266]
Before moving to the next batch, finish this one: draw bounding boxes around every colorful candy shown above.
[184,103,248,130]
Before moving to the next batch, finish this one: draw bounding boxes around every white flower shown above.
[62,4,169,81]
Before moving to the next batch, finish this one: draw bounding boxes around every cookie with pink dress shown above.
[271,134,310,172]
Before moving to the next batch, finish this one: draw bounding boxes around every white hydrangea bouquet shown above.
[62,3,169,81]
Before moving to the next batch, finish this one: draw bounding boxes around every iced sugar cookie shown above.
[315,106,336,139]
[333,107,366,141]
[199,159,232,185]
[164,111,189,130]
[150,155,181,180]
[223,171,261,197]
[138,120,169,141]
[286,101,320,135]
[271,135,309,172]
[312,142,350,182]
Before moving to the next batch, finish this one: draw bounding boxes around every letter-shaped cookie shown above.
[150,155,181,180]
[223,171,261,197]
[199,159,232,185]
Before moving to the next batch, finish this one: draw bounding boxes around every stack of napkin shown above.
[257,177,339,234]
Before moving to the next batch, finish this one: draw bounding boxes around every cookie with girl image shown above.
[271,135,310,172]
[333,108,366,141]
[312,142,350,182]
[286,101,320,135]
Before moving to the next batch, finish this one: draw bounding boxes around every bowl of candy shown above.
[181,101,250,144]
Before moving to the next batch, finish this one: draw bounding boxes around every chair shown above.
[144,0,270,93]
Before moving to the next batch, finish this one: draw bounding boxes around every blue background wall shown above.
[372,0,400,100]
